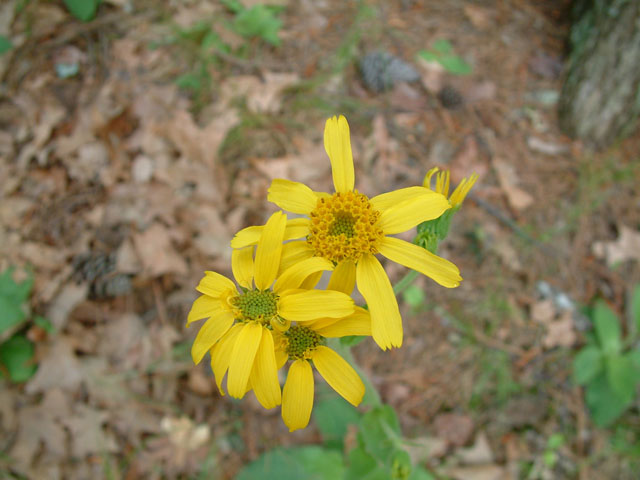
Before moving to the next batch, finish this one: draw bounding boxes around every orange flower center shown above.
[307,191,384,263]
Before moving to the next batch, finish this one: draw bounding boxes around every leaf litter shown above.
[1,0,639,479]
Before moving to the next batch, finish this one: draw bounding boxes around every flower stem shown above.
[392,269,419,296]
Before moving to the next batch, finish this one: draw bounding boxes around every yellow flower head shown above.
[422,167,478,208]
[231,116,462,351]
[187,211,355,410]
[273,307,371,431]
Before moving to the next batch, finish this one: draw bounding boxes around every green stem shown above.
[392,269,419,296]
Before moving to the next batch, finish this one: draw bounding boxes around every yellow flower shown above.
[187,211,355,409]
[422,167,478,207]
[231,116,462,350]
[273,307,372,431]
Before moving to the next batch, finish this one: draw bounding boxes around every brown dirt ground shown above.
[1,0,639,479]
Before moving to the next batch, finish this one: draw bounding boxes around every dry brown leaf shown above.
[26,337,84,394]
[463,5,493,30]
[434,413,475,447]
[417,57,446,94]
[448,464,508,480]
[592,225,640,266]
[450,136,488,184]
[133,222,188,277]
[493,159,534,211]
[46,282,89,330]
[192,204,232,259]
[62,404,118,459]
[9,388,70,468]
[530,299,555,325]
[542,311,576,349]
[456,432,494,465]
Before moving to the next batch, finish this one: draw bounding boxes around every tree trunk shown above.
[558,0,640,149]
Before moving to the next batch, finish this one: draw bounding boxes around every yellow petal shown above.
[274,257,334,293]
[327,259,356,295]
[314,307,372,337]
[210,324,243,395]
[195,271,236,298]
[278,241,315,275]
[378,192,450,234]
[279,289,354,321]
[300,271,323,289]
[282,359,314,432]
[249,328,281,409]
[312,346,364,406]
[231,218,309,249]
[187,295,223,326]
[356,253,402,350]
[449,173,478,207]
[254,211,287,290]
[378,236,461,288]
[227,323,263,398]
[191,311,235,364]
[369,186,430,212]
[421,167,440,188]
[324,115,354,193]
[232,246,254,289]
[275,346,288,369]
[268,179,318,215]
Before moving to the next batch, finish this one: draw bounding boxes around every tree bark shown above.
[558,0,640,149]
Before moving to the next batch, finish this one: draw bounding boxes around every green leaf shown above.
[573,346,603,385]
[175,72,203,91]
[359,406,402,467]
[0,335,37,383]
[233,5,282,46]
[0,35,12,55]
[340,335,365,347]
[346,448,387,480]
[313,394,361,449]
[431,39,453,54]
[593,300,622,354]
[631,284,640,333]
[0,267,33,335]
[585,373,632,427]
[416,50,439,63]
[438,55,472,75]
[235,446,344,480]
[402,285,425,309]
[34,316,55,334]
[546,433,565,449]
[63,0,100,22]
[607,354,639,403]
[408,467,436,480]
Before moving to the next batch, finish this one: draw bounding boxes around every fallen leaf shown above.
[191,204,232,259]
[493,159,534,211]
[9,388,70,468]
[248,72,299,114]
[62,404,118,458]
[405,436,448,464]
[530,299,555,325]
[434,413,475,447]
[542,311,576,349]
[463,5,493,30]
[46,282,89,330]
[456,432,494,465]
[526,136,569,156]
[592,225,640,266]
[26,337,84,394]
[447,464,508,480]
[132,222,188,277]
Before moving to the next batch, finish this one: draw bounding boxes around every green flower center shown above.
[285,325,324,360]
[233,289,279,323]
[328,212,356,238]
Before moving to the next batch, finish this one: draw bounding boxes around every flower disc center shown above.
[285,325,324,360]
[308,191,384,263]
[233,289,279,323]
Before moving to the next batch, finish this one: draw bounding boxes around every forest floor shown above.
[1,0,640,479]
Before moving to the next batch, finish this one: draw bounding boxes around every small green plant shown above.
[0,267,39,382]
[0,35,12,55]
[417,39,472,75]
[221,0,284,46]
[63,0,100,22]
[573,288,640,426]
[236,392,435,480]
